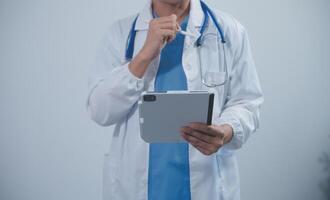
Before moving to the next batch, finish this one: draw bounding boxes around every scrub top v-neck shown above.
[148,11,191,200]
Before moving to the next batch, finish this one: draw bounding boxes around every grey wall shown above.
[0,0,329,200]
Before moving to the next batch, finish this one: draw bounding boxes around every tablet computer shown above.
[138,90,214,143]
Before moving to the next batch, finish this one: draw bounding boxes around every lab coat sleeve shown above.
[86,21,145,126]
[215,22,264,151]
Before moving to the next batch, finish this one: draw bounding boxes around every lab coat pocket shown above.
[203,71,227,87]
[203,83,226,121]
[102,153,116,200]
[198,33,225,74]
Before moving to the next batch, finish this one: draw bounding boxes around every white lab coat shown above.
[86,0,264,199]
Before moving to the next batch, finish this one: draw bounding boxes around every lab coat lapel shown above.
[184,0,203,47]
[135,0,153,31]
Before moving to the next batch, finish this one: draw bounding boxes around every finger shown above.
[160,29,176,41]
[183,127,225,150]
[167,36,175,43]
[181,132,215,152]
[153,15,177,23]
[191,143,212,155]
[188,122,219,137]
[181,126,215,144]
[147,19,173,30]
[163,36,171,45]
[182,133,214,155]
[158,22,178,31]
[159,27,178,42]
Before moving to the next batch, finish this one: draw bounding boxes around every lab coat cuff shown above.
[123,62,145,91]
[214,117,244,152]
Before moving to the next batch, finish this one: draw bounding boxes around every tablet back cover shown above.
[138,91,214,143]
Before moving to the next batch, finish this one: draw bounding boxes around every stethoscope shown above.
[125,0,228,90]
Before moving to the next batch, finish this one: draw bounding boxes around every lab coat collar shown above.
[135,0,203,44]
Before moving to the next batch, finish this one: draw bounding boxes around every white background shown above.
[1,0,329,199]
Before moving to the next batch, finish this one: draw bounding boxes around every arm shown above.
[85,21,146,126]
[215,21,264,151]
[180,21,264,155]
[86,15,179,126]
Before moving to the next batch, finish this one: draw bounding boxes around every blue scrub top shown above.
[148,11,191,200]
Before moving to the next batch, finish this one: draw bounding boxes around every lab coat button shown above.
[136,81,144,90]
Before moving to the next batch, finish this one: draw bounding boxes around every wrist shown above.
[220,124,234,144]
[138,46,154,63]
[128,51,152,79]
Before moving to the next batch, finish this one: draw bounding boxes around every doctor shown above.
[86,0,264,199]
